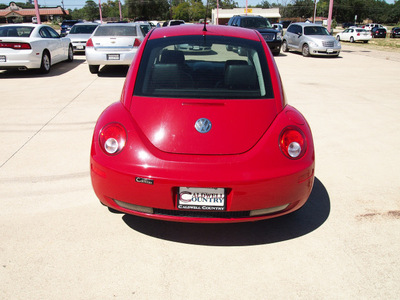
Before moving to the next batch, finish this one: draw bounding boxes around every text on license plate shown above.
[178,187,226,211]
[0,55,6,62]
[327,49,333,53]
[107,54,120,60]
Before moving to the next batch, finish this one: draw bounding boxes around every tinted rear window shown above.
[134,35,274,99]
[70,24,98,34]
[94,25,137,36]
[0,26,34,37]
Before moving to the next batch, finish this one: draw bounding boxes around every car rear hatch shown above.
[130,98,278,155]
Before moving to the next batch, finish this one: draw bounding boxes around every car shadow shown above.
[122,177,330,246]
[97,65,130,77]
[0,57,85,78]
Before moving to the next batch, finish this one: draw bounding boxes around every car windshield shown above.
[304,26,330,36]
[242,18,272,28]
[94,25,137,36]
[69,24,98,34]
[134,35,274,99]
[356,29,367,33]
[0,26,34,37]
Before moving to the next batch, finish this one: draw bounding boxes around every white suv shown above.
[364,23,387,31]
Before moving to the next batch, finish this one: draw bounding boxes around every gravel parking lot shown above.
[1,45,399,299]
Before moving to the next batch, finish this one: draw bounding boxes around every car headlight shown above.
[276,32,282,40]
[99,123,127,155]
[279,127,307,159]
[308,41,319,48]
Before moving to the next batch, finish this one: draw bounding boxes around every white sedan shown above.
[336,28,372,43]
[0,24,73,73]
[85,23,146,74]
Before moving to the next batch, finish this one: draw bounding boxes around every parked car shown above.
[227,15,281,56]
[282,22,341,57]
[85,23,146,74]
[336,28,371,43]
[162,20,185,27]
[134,21,152,36]
[390,27,400,38]
[90,24,315,223]
[0,24,73,73]
[66,22,99,54]
[272,23,283,34]
[371,27,387,38]
[363,23,387,31]
[60,20,82,36]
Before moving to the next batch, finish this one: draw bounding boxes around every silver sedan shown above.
[85,23,146,74]
[0,24,73,73]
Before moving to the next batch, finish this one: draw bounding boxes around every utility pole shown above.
[327,0,334,33]
[313,0,317,23]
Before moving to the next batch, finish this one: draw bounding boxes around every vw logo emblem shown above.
[195,118,212,133]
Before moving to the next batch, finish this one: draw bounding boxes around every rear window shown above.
[94,25,137,37]
[134,35,274,99]
[70,24,98,34]
[241,18,272,29]
[0,26,34,37]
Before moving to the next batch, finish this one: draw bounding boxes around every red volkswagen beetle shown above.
[90,24,315,223]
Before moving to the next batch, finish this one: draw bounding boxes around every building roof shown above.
[0,2,69,18]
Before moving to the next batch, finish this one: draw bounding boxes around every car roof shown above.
[291,22,325,27]
[148,24,261,41]
[73,22,99,26]
[98,23,138,27]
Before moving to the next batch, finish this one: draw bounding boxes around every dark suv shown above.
[227,15,282,55]
[60,20,82,36]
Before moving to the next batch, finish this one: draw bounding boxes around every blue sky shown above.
[0,0,397,10]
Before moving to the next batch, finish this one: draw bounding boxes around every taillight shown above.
[86,38,94,47]
[0,42,31,49]
[99,123,127,155]
[133,38,141,47]
[357,33,360,36]
[279,127,306,159]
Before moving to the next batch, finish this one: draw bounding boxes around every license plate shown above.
[0,55,6,62]
[327,49,333,53]
[107,54,120,60]
[178,187,226,211]
[76,45,84,50]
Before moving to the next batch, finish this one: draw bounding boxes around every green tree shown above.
[126,0,170,20]
[286,0,314,18]
[83,0,100,21]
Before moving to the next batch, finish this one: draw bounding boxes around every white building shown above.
[211,7,281,25]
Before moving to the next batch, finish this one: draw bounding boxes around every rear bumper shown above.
[85,48,137,66]
[0,51,41,70]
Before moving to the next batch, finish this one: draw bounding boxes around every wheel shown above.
[302,44,310,57]
[336,36,340,41]
[350,36,355,43]
[282,40,289,52]
[40,51,51,74]
[89,65,99,74]
[66,44,73,62]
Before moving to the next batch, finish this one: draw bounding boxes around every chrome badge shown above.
[195,118,212,133]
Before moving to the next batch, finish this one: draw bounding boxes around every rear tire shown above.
[336,36,341,41]
[89,65,99,74]
[40,51,51,74]
[302,44,310,57]
[350,36,355,43]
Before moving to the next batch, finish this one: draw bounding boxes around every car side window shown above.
[287,25,295,33]
[47,27,60,38]
[39,28,51,38]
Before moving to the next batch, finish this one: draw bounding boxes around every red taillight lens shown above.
[279,127,306,159]
[0,42,31,49]
[357,33,360,36]
[133,38,141,47]
[86,38,94,47]
[99,123,127,155]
